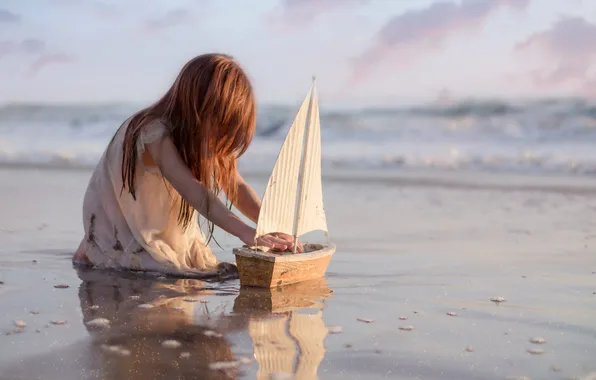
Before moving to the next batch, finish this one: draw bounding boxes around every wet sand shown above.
[1,167,595,380]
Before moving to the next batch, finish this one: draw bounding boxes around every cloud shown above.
[0,38,72,76]
[0,9,20,23]
[20,38,46,54]
[583,80,596,98]
[143,8,193,31]
[515,16,596,95]
[0,41,14,59]
[351,0,530,83]
[0,38,46,60]
[27,52,75,76]
[90,2,119,20]
[50,0,119,20]
[268,0,369,30]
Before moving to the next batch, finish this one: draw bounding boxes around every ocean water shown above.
[1,98,595,176]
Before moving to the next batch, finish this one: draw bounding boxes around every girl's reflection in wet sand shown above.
[77,268,245,380]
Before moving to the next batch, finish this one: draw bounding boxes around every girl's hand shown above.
[240,229,303,253]
[271,232,304,253]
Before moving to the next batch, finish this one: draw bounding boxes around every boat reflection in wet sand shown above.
[233,277,333,380]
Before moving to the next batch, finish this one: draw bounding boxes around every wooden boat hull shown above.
[233,243,335,288]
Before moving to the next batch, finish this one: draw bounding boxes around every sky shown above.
[1,0,595,107]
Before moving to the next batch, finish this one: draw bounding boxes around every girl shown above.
[73,53,301,278]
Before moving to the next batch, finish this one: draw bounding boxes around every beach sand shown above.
[0,166,595,380]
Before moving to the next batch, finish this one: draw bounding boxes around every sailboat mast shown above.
[292,77,316,253]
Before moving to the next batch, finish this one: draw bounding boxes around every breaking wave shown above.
[1,98,595,176]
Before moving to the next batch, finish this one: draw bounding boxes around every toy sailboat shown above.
[233,79,336,288]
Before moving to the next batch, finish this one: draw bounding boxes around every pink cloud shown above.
[0,41,15,59]
[27,52,75,76]
[0,9,20,23]
[583,79,596,98]
[0,37,71,77]
[143,8,193,31]
[515,17,596,96]
[268,0,369,31]
[351,0,530,84]
[91,2,119,20]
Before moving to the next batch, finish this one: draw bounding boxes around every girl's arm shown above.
[145,136,291,250]
[234,171,261,224]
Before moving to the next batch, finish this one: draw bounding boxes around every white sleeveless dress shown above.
[77,118,233,278]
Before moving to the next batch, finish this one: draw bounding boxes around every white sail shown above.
[294,86,328,237]
[255,87,313,238]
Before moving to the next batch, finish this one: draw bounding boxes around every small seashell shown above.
[119,348,131,356]
[14,320,26,328]
[162,339,181,348]
[344,344,353,348]
[100,344,130,357]
[208,361,239,370]
[327,325,343,334]
[50,320,67,325]
[180,352,191,359]
[465,347,474,352]
[129,295,140,300]
[357,318,374,323]
[137,303,154,309]
[54,284,70,289]
[447,312,457,316]
[88,305,99,310]
[399,316,408,320]
[183,298,198,303]
[526,348,545,355]
[35,329,41,333]
[237,356,252,364]
[30,311,40,315]
[490,297,506,303]
[101,344,121,353]
[399,326,414,331]
[200,299,209,304]
[204,330,223,338]
[549,365,561,373]
[529,337,546,344]
[269,372,295,380]
[86,318,111,329]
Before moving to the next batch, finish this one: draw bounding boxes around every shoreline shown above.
[2,164,596,195]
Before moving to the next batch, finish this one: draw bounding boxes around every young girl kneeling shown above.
[73,53,299,277]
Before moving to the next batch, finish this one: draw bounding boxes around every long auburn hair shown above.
[119,53,256,241]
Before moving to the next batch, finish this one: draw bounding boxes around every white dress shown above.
[77,118,234,278]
